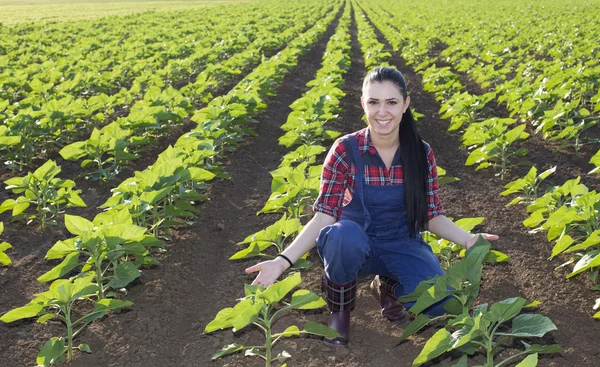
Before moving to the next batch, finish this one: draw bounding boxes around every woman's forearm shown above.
[279,212,336,265]
[427,215,475,248]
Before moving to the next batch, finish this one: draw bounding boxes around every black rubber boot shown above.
[370,275,407,324]
[322,275,357,345]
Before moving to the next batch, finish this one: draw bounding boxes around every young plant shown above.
[205,272,340,367]
[38,210,161,299]
[59,123,138,182]
[0,272,133,364]
[501,166,556,207]
[0,222,12,266]
[231,214,310,269]
[423,217,510,269]
[258,162,321,219]
[397,239,561,367]
[465,123,530,179]
[0,160,86,228]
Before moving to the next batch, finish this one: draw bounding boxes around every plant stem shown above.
[265,323,272,367]
[65,308,74,360]
[95,257,105,299]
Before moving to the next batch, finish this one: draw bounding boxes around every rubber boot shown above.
[370,275,407,324]
[322,275,357,345]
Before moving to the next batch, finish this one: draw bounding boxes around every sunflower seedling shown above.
[205,272,339,367]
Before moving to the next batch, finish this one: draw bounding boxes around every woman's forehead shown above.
[363,81,403,99]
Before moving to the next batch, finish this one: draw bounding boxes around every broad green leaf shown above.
[396,314,432,344]
[107,262,141,288]
[211,344,244,360]
[64,215,94,236]
[497,314,557,338]
[568,251,600,278]
[33,160,61,182]
[59,141,87,160]
[448,355,468,367]
[36,337,66,367]
[231,302,263,332]
[139,186,174,205]
[524,343,563,354]
[489,297,528,323]
[303,321,341,338]
[515,353,537,367]
[290,289,326,309]
[37,252,80,282]
[483,250,511,263]
[413,328,452,366]
[550,235,574,258]
[0,241,12,265]
[258,272,301,304]
[45,239,77,260]
[1,302,45,323]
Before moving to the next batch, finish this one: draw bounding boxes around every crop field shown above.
[1,0,600,366]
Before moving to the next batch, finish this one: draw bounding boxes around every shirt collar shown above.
[359,127,378,155]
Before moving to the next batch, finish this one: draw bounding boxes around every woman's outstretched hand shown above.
[465,233,500,249]
[245,257,290,288]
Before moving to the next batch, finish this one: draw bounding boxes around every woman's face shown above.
[361,80,410,140]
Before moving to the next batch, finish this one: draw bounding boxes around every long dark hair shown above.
[363,67,429,238]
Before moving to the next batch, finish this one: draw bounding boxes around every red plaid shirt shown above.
[313,128,444,221]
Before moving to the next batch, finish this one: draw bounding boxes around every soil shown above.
[2,5,600,367]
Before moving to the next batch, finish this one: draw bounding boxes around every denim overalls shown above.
[316,135,447,316]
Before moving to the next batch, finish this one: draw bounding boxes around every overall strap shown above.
[348,136,371,229]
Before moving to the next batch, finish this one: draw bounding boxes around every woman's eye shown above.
[388,101,397,105]
[368,101,377,105]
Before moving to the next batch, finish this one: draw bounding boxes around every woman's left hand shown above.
[465,233,499,249]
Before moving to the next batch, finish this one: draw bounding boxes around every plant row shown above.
[0,2,315,171]
[0,1,341,365]
[358,0,600,320]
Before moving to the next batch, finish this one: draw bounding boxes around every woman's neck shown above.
[369,126,399,151]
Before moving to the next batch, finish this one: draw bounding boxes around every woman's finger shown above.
[482,233,499,241]
[245,264,261,273]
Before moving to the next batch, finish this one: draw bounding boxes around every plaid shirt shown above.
[313,128,444,221]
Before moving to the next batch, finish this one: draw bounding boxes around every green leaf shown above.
[448,355,468,367]
[45,239,77,260]
[211,344,244,360]
[396,314,432,344]
[36,337,66,367]
[303,322,341,338]
[278,325,300,337]
[497,314,557,338]
[37,252,80,282]
[33,160,61,182]
[1,302,45,323]
[489,297,528,323]
[413,328,452,366]
[290,289,326,309]
[107,262,141,288]
[524,343,563,354]
[483,250,511,263]
[78,343,91,353]
[64,215,94,236]
[258,272,301,304]
[0,242,12,266]
[515,353,537,367]
[94,298,134,312]
[37,313,56,324]
[140,186,174,205]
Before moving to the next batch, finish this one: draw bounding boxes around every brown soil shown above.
[2,6,600,367]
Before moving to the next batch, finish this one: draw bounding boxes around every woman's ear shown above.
[360,96,365,110]
[403,96,411,113]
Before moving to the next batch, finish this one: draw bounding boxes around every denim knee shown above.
[316,220,370,284]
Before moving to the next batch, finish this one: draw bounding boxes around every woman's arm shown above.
[245,212,336,286]
[427,214,499,248]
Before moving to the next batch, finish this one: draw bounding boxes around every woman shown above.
[246,66,499,345]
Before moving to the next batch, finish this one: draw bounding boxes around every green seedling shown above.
[0,272,133,364]
[59,123,138,182]
[231,214,310,268]
[466,123,530,179]
[0,160,86,228]
[280,144,326,167]
[397,239,561,367]
[0,222,12,266]
[423,218,510,269]
[437,166,460,185]
[205,272,340,367]
[501,166,556,207]
[38,210,161,299]
[259,162,321,219]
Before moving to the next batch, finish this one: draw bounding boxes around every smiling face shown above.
[361,80,410,142]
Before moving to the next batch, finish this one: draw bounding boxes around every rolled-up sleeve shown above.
[313,138,349,220]
[425,142,444,220]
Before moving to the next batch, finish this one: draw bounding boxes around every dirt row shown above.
[2,4,600,367]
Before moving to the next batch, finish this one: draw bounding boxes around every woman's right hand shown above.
[245,257,290,287]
